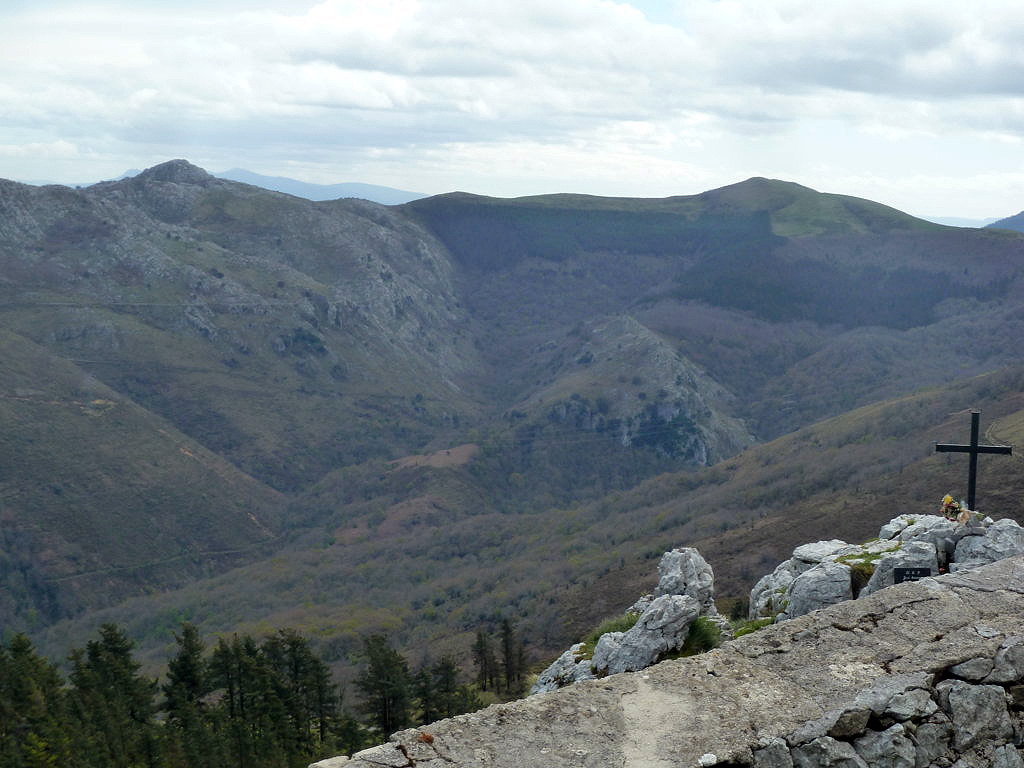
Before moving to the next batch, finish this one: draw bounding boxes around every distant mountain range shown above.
[987,210,1024,233]
[215,168,427,204]
[3,159,1024,676]
[922,215,999,227]
[17,167,428,205]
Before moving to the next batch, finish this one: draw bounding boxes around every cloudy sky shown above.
[3,0,1024,219]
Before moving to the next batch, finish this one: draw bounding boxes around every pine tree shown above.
[499,619,522,695]
[67,624,160,768]
[354,636,411,737]
[431,657,460,720]
[260,628,337,760]
[0,634,72,768]
[412,664,437,726]
[161,623,222,768]
[470,630,497,691]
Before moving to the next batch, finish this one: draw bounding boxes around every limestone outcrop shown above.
[530,547,727,693]
[751,513,1024,621]
[322,556,1024,768]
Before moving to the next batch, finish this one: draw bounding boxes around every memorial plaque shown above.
[893,567,931,584]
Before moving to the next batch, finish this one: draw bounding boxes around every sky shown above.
[3,0,1024,219]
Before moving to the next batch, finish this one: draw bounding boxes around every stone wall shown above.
[323,556,1024,768]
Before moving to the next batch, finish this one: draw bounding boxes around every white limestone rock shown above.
[897,517,965,562]
[529,643,594,694]
[655,547,715,611]
[750,560,801,620]
[591,594,699,676]
[628,594,654,614]
[879,516,915,540]
[782,561,853,620]
[792,540,854,565]
[308,758,350,768]
[954,518,1024,568]
[860,541,938,597]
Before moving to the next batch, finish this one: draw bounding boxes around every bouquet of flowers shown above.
[940,494,971,524]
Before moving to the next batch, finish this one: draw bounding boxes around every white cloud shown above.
[0,140,80,158]
[2,0,1024,216]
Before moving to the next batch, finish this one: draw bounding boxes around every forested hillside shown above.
[4,160,1024,684]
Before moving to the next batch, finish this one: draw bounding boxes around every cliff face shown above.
[335,556,1024,768]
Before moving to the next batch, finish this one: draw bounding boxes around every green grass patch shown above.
[732,618,773,638]
[681,616,721,656]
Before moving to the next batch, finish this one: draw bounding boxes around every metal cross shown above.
[935,410,1012,510]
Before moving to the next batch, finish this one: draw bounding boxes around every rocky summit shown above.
[323,555,1024,768]
[751,513,1024,622]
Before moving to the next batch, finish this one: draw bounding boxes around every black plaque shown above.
[893,567,932,584]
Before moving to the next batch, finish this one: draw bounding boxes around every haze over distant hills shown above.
[215,168,428,204]
[16,167,428,205]
[987,210,1024,233]
[3,159,1024,674]
[922,214,999,227]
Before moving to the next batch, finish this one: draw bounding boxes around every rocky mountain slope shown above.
[332,555,1024,767]
[5,160,1024,671]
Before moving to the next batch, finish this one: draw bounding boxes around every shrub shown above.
[680,616,721,656]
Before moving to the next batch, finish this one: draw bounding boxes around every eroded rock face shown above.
[751,513,1024,621]
[861,540,939,597]
[955,518,1024,568]
[528,643,595,694]
[331,556,1024,768]
[591,594,700,676]
[656,547,715,610]
[781,561,853,620]
[530,546,720,694]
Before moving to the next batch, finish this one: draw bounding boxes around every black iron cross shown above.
[935,410,1012,510]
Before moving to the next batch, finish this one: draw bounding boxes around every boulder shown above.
[993,745,1024,768]
[852,724,915,768]
[783,561,852,620]
[984,635,1024,685]
[860,541,939,597]
[791,736,867,768]
[753,738,795,768]
[308,758,350,768]
[655,547,715,611]
[591,594,700,675]
[949,657,995,681]
[954,519,1024,568]
[792,540,854,565]
[530,643,594,694]
[911,715,953,767]
[936,680,1014,751]
[753,515,1024,625]
[750,560,801,619]
[532,544,722,693]
[878,516,914,540]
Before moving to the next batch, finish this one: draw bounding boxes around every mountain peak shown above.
[137,159,212,185]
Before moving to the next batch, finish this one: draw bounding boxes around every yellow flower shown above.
[942,494,953,505]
